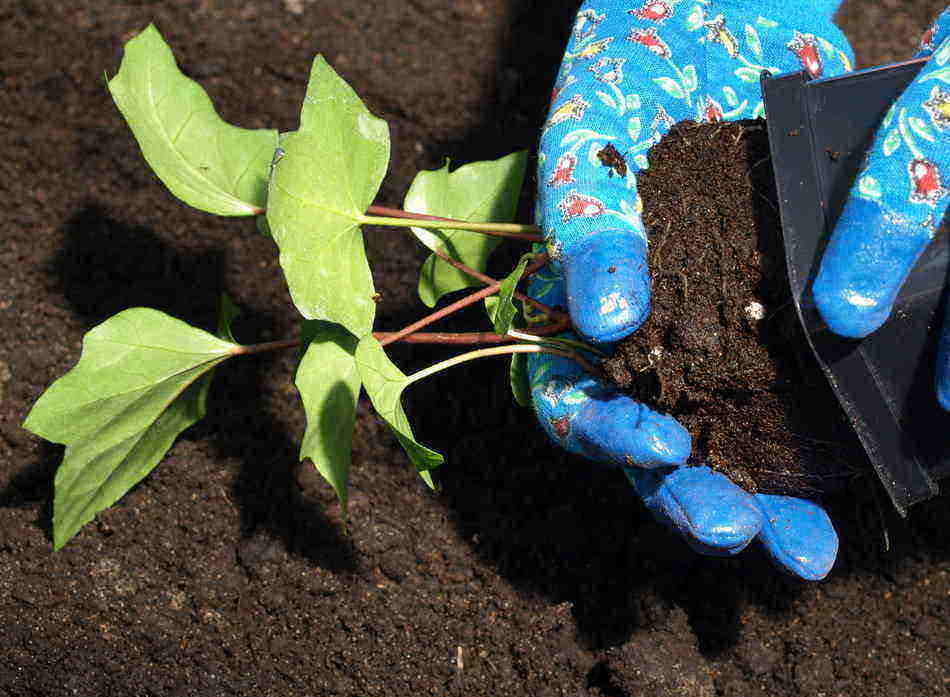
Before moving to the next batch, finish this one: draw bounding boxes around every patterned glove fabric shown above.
[527,0,860,580]
[813,8,950,407]
[538,0,853,344]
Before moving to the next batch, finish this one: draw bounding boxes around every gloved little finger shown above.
[753,494,838,581]
[625,465,764,556]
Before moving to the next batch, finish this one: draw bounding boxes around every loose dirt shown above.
[602,121,866,495]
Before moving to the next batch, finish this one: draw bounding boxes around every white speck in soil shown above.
[744,301,766,321]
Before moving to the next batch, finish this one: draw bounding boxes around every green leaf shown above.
[686,6,704,31]
[722,85,739,107]
[744,25,763,58]
[626,93,642,110]
[882,103,898,129]
[908,116,936,143]
[756,16,779,29]
[266,57,389,337]
[883,128,902,156]
[487,254,532,335]
[838,51,852,72]
[216,293,241,343]
[858,175,882,200]
[296,322,361,507]
[817,37,838,60]
[256,214,272,238]
[653,76,685,100]
[681,65,698,93]
[922,65,950,84]
[596,91,617,111]
[722,100,749,120]
[510,353,531,407]
[354,337,443,484]
[107,25,278,216]
[752,101,766,119]
[627,116,642,142]
[936,39,950,66]
[406,152,527,307]
[22,309,237,549]
[634,154,650,170]
[587,142,605,167]
[734,67,761,83]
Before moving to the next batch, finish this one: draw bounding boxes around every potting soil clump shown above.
[602,120,866,496]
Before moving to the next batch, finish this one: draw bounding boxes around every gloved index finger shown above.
[814,33,950,339]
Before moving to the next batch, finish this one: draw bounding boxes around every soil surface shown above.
[602,121,867,496]
[1,1,947,696]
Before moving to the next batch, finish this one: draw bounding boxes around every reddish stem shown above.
[232,321,570,356]
[429,247,567,322]
[380,253,551,347]
[366,205,465,224]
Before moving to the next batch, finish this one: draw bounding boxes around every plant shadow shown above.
[11,202,356,573]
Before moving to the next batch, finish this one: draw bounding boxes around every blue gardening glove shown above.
[528,0,856,580]
[527,262,838,580]
[813,9,950,408]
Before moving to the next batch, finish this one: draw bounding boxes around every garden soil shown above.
[0,1,947,696]
[602,120,868,496]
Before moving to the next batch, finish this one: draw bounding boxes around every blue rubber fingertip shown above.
[813,198,932,339]
[577,395,691,467]
[937,377,950,412]
[754,495,838,580]
[564,230,650,344]
[627,466,763,555]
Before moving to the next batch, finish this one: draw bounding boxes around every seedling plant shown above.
[23,26,598,549]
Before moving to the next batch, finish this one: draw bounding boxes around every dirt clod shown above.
[602,121,866,495]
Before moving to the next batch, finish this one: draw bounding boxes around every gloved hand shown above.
[814,8,950,408]
[528,0,860,580]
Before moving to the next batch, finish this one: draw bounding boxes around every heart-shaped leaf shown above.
[23,308,238,549]
[267,56,390,337]
[405,152,527,307]
[108,25,278,216]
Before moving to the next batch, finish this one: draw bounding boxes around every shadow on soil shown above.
[7,203,357,573]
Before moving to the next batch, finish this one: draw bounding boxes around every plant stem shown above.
[429,247,567,322]
[379,285,499,347]
[231,324,568,356]
[232,338,299,355]
[260,204,544,241]
[366,205,464,223]
[387,331,509,344]
[405,344,595,385]
[380,253,551,346]
[361,213,543,242]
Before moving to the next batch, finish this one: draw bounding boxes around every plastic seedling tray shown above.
[761,58,948,514]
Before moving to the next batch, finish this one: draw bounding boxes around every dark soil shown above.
[0,1,947,696]
[602,121,866,496]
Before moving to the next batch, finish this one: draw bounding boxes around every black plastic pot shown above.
[761,58,949,514]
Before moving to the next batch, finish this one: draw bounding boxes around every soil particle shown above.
[602,121,867,496]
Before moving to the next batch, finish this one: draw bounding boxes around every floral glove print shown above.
[814,8,950,408]
[537,0,853,344]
